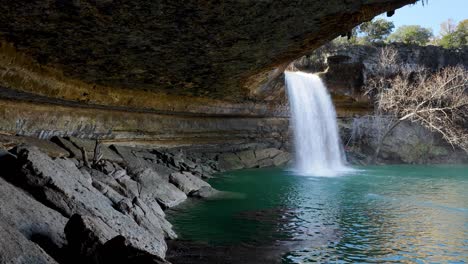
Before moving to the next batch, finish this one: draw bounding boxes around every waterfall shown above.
[285,71,350,177]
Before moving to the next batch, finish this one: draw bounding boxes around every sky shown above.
[376,0,467,36]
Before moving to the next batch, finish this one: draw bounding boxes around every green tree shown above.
[359,19,395,43]
[387,25,433,45]
[438,19,468,48]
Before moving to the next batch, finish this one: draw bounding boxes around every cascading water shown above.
[285,71,350,176]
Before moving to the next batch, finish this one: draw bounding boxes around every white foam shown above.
[285,71,352,177]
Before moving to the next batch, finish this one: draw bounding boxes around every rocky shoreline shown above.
[0,135,291,264]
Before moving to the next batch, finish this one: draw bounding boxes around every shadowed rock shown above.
[0,221,58,264]
[15,146,168,259]
[65,214,170,264]
[0,177,68,256]
[0,0,415,101]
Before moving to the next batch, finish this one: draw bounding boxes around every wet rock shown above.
[16,146,167,259]
[217,153,244,171]
[272,151,291,166]
[255,148,282,161]
[136,168,187,209]
[256,158,275,168]
[190,186,221,199]
[237,150,257,168]
[169,172,211,195]
[0,220,58,264]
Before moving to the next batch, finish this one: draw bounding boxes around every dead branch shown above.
[364,47,468,162]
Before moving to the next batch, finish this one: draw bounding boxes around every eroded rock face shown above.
[341,117,468,165]
[0,0,415,101]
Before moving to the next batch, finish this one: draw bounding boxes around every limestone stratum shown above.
[0,1,467,264]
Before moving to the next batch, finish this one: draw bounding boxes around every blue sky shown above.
[376,0,467,36]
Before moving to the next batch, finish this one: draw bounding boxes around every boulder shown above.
[112,145,149,173]
[217,153,244,171]
[115,175,140,199]
[255,148,282,161]
[272,151,292,166]
[190,186,221,199]
[256,158,275,168]
[64,214,117,260]
[50,136,82,158]
[130,198,177,239]
[112,146,176,179]
[136,168,187,209]
[66,137,123,163]
[16,146,168,259]
[169,172,211,195]
[0,220,58,264]
[0,177,68,254]
[92,180,127,206]
[65,214,170,264]
[97,236,169,264]
[88,168,130,199]
[236,150,257,168]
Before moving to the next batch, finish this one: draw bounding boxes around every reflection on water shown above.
[168,165,468,263]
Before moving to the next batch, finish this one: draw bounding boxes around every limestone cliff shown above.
[0,0,415,100]
[0,0,416,150]
[259,43,468,115]
[291,43,468,164]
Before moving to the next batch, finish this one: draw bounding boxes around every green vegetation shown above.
[436,19,468,48]
[359,19,395,43]
[332,18,467,49]
[387,25,433,45]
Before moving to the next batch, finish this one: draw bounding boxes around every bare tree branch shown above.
[364,47,468,162]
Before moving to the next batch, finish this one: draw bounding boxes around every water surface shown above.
[168,165,468,263]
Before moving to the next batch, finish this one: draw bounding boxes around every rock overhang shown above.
[0,0,417,106]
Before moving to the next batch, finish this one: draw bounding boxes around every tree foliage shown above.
[437,19,468,49]
[330,17,466,49]
[359,19,395,43]
[387,25,433,45]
